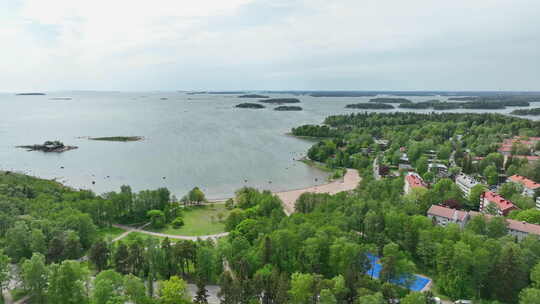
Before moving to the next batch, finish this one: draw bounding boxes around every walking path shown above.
[111,169,360,240]
[112,224,229,241]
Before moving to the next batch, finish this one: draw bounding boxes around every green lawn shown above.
[151,204,231,236]
[96,226,126,240]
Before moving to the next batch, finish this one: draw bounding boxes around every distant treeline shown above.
[511,108,540,116]
[346,103,394,109]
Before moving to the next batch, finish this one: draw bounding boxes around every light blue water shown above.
[0,91,537,198]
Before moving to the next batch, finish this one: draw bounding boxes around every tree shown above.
[319,289,337,304]
[172,216,185,228]
[289,272,318,304]
[89,240,110,272]
[356,292,384,304]
[519,288,540,304]
[92,270,124,304]
[499,182,524,199]
[0,250,10,298]
[380,243,415,286]
[531,262,540,288]
[159,276,191,304]
[194,279,209,304]
[21,253,48,304]
[48,260,89,304]
[124,274,152,304]
[483,165,498,185]
[401,292,426,304]
[147,210,166,228]
[468,184,487,209]
[492,243,528,303]
[416,156,429,176]
[218,271,240,304]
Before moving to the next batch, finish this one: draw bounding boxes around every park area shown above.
[150,203,231,236]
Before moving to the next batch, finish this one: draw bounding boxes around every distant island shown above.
[369,97,412,104]
[345,103,394,109]
[310,92,377,97]
[238,94,270,98]
[510,108,540,116]
[49,97,72,100]
[235,103,265,109]
[274,106,302,111]
[89,136,143,142]
[16,93,46,96]
[17,140,77,152]
[259,98,301,104]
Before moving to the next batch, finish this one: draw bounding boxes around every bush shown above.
[172,217,184,228]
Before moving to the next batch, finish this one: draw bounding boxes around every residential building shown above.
[537,197,540,210]
[404,172,427,194]
[480,191,519,216]
[508,175,540,197]
[455,173,480,197]
[427,205,469,229]
[430,205,540,241]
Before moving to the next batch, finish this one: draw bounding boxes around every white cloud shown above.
[1,0,540,90]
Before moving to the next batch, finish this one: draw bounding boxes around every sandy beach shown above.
[276,168,361,214]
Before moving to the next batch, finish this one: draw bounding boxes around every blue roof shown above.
[365,254,431,292]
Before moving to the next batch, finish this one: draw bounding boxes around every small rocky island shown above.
[346,103,394,109]
[274,106,303,111]
[259,98,301,104]
[236,103,265,109]
[16,93,46,96]
[238,94,269,98]
[17,141,77,152]
[89,136,143,142]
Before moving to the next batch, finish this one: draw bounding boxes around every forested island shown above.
[274,106,302,111]
[258,98,301,104]
[17,140,78,152]
[89,136,143,142]
[238,94,269,98]
[369,97,412,103]
[345,103,394,109]
[235,102,265,109]
[511,108,540,116]
[16,92,46,96]
[310,92,377,97]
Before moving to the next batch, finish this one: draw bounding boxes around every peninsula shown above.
[274,106,303,111]
[16,92,46,96]
[89,136,143,142]
[238,94,270,98]
[345,103,394,109]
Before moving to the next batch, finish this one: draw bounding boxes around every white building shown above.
[455,173,480,197]
[537,197,540,210]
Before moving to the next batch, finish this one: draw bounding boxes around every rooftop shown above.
[509,175,540,190]
[483,191,518,213]
[406,173,427,189]
[427,205,468,222]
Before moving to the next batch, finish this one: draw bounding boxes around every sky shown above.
[1,0,540,92]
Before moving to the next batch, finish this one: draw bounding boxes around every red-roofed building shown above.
[480,191,519,216]
[508,175,540,197]
[427,205,470,228]
[404,172,427,194]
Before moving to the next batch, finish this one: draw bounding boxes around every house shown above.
[404,172,427,194]
[506,219,540,241]
[537,197,540,210]
[427,205,470,229]
[514,155,540,163]
[428,163,448,176]
[508,175,540,197]
[480,191,519,216]
[430,205,540,241]
[455,173,480,197]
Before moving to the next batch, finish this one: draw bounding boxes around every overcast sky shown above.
[1,0,539,91]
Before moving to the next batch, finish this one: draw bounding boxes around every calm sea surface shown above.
[0,92,538,198]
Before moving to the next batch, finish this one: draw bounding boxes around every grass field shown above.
[151,204,231,236]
